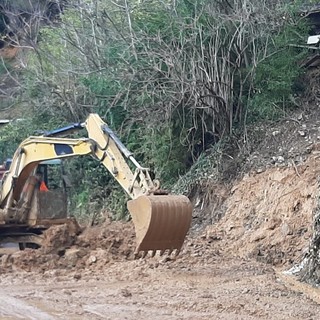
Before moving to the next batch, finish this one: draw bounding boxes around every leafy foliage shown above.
[0,0,311,219]
[247,22,309,121]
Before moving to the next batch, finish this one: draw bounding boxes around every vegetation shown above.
[0,0,310,218]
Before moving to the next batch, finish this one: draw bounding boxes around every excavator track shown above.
[127,195,192,258]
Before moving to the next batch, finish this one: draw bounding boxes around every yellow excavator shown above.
[0,114,192,257]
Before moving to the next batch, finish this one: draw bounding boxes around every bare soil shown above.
[2,253,320,320]
[1,221,320,320]
[1,167,320,320]
[3,79,320,319]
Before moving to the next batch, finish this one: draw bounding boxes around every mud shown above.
[1,247,320,319]
[0,220,136,273]
[2,150,320,319]
[2,97,320,318]
[1,192,320,320]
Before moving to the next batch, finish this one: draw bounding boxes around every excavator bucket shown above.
[127,195,192,257]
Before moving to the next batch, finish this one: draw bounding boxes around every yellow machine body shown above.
[0,114,193,256]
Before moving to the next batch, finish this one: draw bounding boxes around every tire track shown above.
[0,291,56,320]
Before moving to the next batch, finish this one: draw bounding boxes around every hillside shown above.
[1,70,320,319]
[1,1,320,318]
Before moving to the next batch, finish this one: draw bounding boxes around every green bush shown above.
[0,0,312,220]
[247,22,309,121]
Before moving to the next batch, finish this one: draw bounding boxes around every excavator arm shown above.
[0,114,192,256]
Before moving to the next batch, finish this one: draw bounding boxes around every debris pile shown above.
[0,220,136,273]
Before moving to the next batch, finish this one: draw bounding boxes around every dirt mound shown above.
[1,155,319,275]
[184,94,320,280]
[203,153,320,268]
[75,220,135,257]
[2,104,320,277]
[40,219,81,254]
[0,220,136,273]
[1,152,318,273]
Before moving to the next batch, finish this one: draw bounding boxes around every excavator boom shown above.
[0,114,192,256]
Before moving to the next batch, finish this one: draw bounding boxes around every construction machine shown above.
[0,114,192,257]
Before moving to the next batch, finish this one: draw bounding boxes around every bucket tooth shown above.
[167,249,174,256]
[127,195,192,255]
[159,249,165,256]
[141,251,148,258]
[174,249,181,257]
[151,250,156,258]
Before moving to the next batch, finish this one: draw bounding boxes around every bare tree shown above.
[1,0,304,149]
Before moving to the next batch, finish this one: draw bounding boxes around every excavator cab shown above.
[0,160,72,249]
[28,160,69,224]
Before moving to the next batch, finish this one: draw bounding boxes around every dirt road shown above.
[2,146,320,319]
[1,255,320,320]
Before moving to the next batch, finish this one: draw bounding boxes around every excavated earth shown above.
[3,99,320,318]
